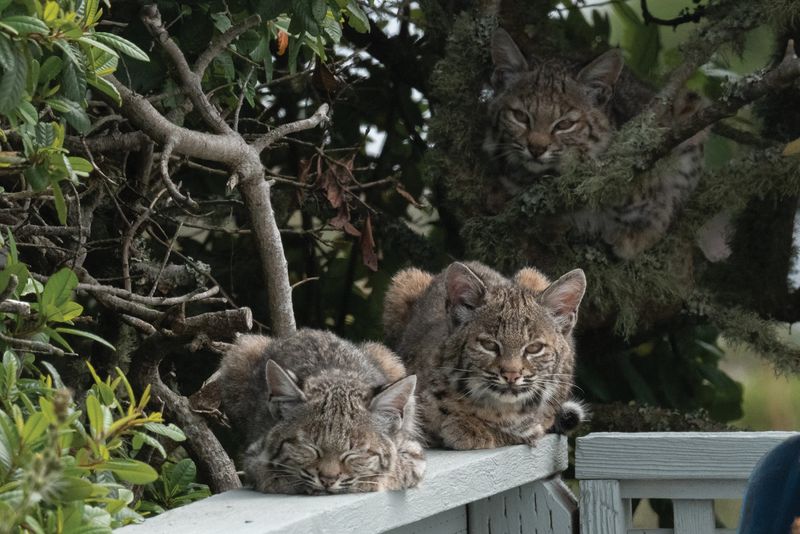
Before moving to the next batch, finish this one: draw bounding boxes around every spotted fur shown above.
[218,329,425,494]
[384,261,587,450]
[484,28,727,260]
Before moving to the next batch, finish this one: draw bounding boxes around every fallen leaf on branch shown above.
[276,31,288,56]
[395,184,421,207]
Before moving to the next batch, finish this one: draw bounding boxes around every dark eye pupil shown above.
[558,120,574,130]
[513,110,527,122]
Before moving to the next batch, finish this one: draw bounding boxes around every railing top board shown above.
[118,434,568,534]
[576,431,799,480]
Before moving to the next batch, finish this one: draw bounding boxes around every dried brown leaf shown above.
[360,215,378,271]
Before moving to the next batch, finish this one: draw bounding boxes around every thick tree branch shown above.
[159,137,199,210]
[132,334,240,492]
[140,5,233,135]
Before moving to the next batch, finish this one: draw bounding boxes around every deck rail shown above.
[576,431,799,534]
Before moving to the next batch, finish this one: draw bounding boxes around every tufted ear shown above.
[371,375,417,434]
[540,269,586,334]
[445,263,486,327]
[370,375,416,418]
[491,27,528,89]
[266,359,305,407]
[577,49,623,106]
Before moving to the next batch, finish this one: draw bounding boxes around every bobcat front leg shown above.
[438,412,501,450]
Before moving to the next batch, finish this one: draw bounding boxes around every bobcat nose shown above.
[500,369,522,384]
[527,143,547,158]
[319,474,339,488]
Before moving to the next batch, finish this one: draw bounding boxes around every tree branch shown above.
[159,137,199,210]
[194,14,261,77]
[252,104,330,153]
[639,40,800,170]
[140,4,233,135]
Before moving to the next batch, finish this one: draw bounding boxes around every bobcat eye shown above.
[525,342,545,356]
[554,119,576,132]
[478,338,498,352]
[510,109,528,124]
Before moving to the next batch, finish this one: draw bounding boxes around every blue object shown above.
[739,434,800,534]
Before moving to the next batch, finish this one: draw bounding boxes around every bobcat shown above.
[217,329,425,494]
[383,261,587,450]
[483,28,730,261]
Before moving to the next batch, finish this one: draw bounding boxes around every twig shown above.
[0,333,75,357]
[149,221,183,297]
[194,14,261,77]
[640,0,706,28]
[159,137,199,210]
[252,104,331,153]
[122,189,167,292]
[233,67,254,132]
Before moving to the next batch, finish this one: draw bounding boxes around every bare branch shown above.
[252,104,331,153]
[194,14,261,77]
[0,333,75,357]
[0,274,18,302]
[0,300,31,316]
[140,4,233,135]
[640,0,706,28]
[640,40,800,170]
[159,137,199,210]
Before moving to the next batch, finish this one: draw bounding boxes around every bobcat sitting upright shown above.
[383,261,587,450]
[483,28,729,261]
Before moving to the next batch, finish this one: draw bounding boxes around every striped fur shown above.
[485,28,727,260]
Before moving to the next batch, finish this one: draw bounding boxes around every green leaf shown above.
[42,268,78,309]
[92,32,149,62]
[87,75,120,105]
[77,0,99,25]
[131,430,165,458]
[68,156,93,174]
[311,0,326,22]
[51,178,68,224]
[143,422,185,442]
[210,12,232,33]
[102,459,158,484]
[23,164,49,191]
[167,458,196,488]
[47,97,91,133]
[77,36,119,59]
[86,394,104,436]
[17,101,37,124]
[0,34,15,70]
[61,51,87,102]
[1,16,49,35]
[612,2,660,80]
[21,412,48,443]
[0,46,27,114]
[345,0,369,33]
[55,328,115,351]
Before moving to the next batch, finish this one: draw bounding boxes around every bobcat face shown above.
[484,28,622,175]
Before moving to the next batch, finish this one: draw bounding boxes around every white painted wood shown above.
[118,435,568,534]
[576,432,798,480]
[579,480,626,534]
[620,479,747,499]
[627,531,736,534]
[386,506,467,534]
[466,478,575,534]
[673,499,714,534]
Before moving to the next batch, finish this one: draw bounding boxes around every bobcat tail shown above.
[383,268,434,346]
[548,399,589,434]
[218,334,271,429]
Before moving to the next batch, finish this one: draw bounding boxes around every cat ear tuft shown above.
[577,49,623,106]
[491,28,528,88]
[445,263,486,326]
[370,375,416,418]
[265,360,306,403]
[540,269,586,334]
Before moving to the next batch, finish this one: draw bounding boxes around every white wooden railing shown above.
[118,434,575,534]
[576,432,799,534]
[116,431,797,534]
